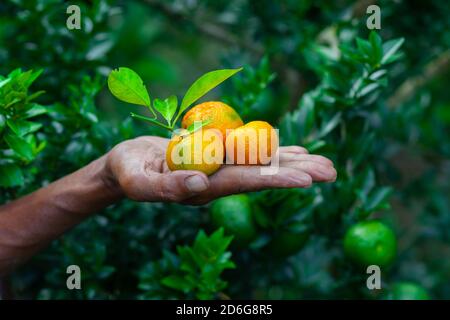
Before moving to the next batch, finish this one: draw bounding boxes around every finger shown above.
[282,160,337,182]
[134,136,170,148]
[188,166,312,204]
[279,153,334,167]
[121,170,210,202]
[279,146,309,154]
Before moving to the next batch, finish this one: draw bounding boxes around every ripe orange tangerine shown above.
[225,121,279,165]
[181,101,244,144]
[166,128,224,176]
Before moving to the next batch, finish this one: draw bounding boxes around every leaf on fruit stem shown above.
[178,68,243,116]
[154,95,178,125]
[130,112,171,130]
[185,119,212,135]
[108,67,151,107]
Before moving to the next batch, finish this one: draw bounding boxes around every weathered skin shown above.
[0,136,336,276]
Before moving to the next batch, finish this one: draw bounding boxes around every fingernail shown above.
[185,175,208,192]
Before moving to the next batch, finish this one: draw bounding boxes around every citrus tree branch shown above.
[141,0,264,55]
[387,50,450,108]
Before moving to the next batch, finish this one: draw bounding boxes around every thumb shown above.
[150,170,210,202]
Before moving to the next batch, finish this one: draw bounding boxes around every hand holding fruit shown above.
[170,101,279,175]
[105,136,336,205]
[107,66,337,204]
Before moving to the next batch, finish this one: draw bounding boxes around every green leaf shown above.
[366,187,393,212]
[358,82,380,98]
[0,114,5,134]
[154,95,178,125]
[23,103,48,119]
[369,31,383,65]
[107,67,151,107]
[26,90,45,102]
[23,69,43,88]
[4,133,34,161]
[7,119,42,137]
[0,78,11,89]
[381,38,405,64]
[179,68,243,115]
[161,275,193,293]
[186,119,211,134]
[361,168,376,195]
[369,69,387,80]
[130,112,171,130]
[356,38,372,58]
[297,93,315,139]
[318,112,341,138]
[0,163,24,188]
[305,140,326,152]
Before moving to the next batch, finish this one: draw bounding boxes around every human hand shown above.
[105,136,337,205]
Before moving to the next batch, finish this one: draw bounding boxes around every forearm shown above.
[0,155,123,275]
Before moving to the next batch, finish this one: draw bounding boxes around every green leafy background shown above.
[0,0,449,299]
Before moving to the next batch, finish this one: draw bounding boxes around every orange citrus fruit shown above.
[166,128,224,176]
[225,121,279,165]
[181,101,244,144]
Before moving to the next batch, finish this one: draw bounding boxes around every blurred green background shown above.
[0,0,449,299]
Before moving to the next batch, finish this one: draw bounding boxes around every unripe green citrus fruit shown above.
[267,229,310,257]
[343,220,396,268]
[209,194,257,246]
[384,282,430,300]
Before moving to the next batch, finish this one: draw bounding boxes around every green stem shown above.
[147,104,157,118]
[130,112,172,131]
[171,110,184,129]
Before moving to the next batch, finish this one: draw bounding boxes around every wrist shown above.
[98,154,125,201]
[51,154,124,217]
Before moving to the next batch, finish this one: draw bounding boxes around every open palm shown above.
[106,136,337,205]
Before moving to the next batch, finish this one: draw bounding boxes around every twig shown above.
[387,50,450,108]
[351,0,378,18]
[141,0,264,55]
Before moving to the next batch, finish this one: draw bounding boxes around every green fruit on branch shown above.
[344,220,397,268]
[383,282,430,300]
[209,194,257,246]
[267,229,310,257]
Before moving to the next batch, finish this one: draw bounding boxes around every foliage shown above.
[223,56,277,121]
[0,0,449,300]
[139,228,235,300]
[0,69,47,190]
[108,66,242,131]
